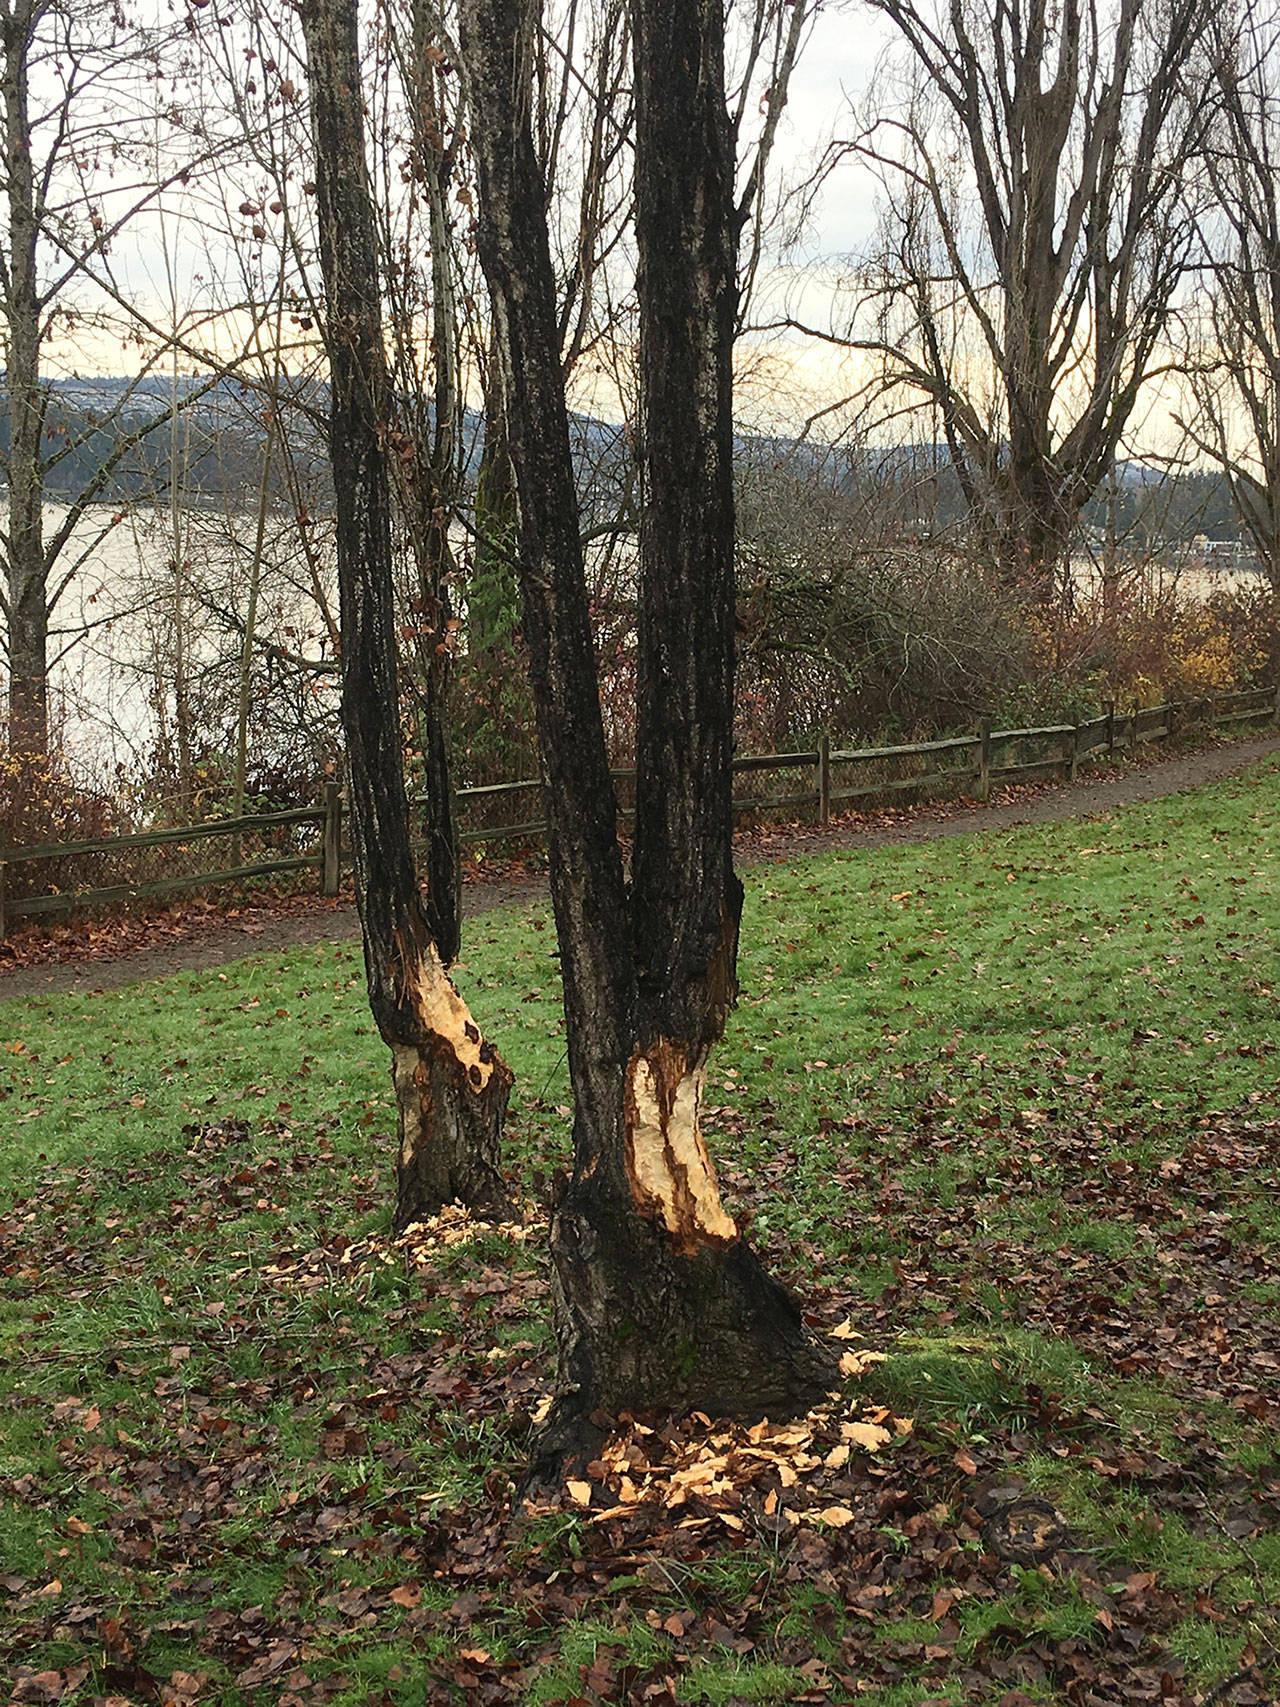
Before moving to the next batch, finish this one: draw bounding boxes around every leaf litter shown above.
[535,1392,910,1536]
[5,1128,1276,1706]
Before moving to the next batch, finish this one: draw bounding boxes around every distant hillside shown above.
[0,374,634,513]
[0,375,322,503]
[0,377,1249,547]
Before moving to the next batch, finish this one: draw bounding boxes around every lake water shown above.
[10,502,339,788]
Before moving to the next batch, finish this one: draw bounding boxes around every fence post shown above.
[977,717,992,801]
[1272,684,1279,721]
[321,784,342,897]
[1106,700,1115,755]
[818,731,831,826]
[1167,700,1181,743]
[0,862,6,943]
[1068,722,1080,783]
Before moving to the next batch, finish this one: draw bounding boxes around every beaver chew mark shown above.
[624,1042,737,1251]
[392,1043,429,1168]
[406,940,496,1092]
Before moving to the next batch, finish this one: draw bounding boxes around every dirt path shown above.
[3,729,1277,1003]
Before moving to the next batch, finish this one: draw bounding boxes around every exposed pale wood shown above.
[454,778,544,801]
[303,0,510,1224]
[461,0,834,1467]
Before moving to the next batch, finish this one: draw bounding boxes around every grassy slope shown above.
[2,760,1278,1705]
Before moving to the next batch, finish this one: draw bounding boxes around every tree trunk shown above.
[465,355,539,785]
[301,0,510,1230]
[559,0,833,1436]
[395,461,461,967]
[459,0,833,1475]
[1101,464,1120,622]
[400,10,463,963]
[2,0,49,761]
[993,426,1071,603]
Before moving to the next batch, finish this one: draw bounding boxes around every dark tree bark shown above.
[389,4,465,962]
[300,0,511,1230]
[458,0,834,1471]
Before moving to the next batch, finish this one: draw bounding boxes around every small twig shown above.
[1198,1646,1277,1707]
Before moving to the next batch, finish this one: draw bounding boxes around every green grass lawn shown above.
[2,759,1279,1705]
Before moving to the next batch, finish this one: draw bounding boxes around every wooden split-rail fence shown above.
[1,684,1275,937]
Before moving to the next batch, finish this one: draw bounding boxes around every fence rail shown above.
[0,786,342,937]
[2,686,1276,934]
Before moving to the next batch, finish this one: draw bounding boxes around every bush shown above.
[0,750,115,852]
[1044,574,1270,710]
[0,750,117,904]
[735,461,1032,745]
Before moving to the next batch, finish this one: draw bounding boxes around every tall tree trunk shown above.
[993,427,1071,603]
[168,365,195,819]
[459,0,833,1475]
[301,0,511,1230]
[1101,464,1120,622]
[2,0,49,761]
[399,5,463,963]
[557,0,833,1439]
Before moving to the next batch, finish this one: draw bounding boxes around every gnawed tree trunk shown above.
[459,0,833,1473]
[301,0,510,1231]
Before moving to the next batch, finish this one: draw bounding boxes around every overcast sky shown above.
[42,0,906,440]
[768,3,887,261]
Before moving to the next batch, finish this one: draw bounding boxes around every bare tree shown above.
[776,0,1215,597]
[1176,1,1280,592]
[459,0,833,1473]
[299,0,512,1228]
[0,0,243,762]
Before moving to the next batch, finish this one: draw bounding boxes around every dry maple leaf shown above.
[838,1348,887,1377]
[760,1424,814,1447]
[842,1420,892,1450]
[811,1505,857,1528]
